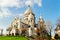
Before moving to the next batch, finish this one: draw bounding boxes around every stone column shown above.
[28,27,32,36]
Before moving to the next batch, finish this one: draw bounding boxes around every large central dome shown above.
[24,5,35,24]
[24,5,34,15]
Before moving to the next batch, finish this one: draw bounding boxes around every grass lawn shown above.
[0,36,28,40]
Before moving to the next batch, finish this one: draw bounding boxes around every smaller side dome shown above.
[40,15,43,19]
[39,15,44,23]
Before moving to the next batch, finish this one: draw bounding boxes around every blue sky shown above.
[0,0,60,36]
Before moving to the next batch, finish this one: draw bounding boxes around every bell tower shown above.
[38,15,45,29]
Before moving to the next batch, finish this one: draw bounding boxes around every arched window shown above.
[14,23,18,28]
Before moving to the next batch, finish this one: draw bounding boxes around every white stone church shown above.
[6,5,48,36]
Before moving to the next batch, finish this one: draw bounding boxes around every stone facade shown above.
[55,26,60,36]
[6,6,48,37]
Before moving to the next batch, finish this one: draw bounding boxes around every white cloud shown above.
[0,0,21,8]
[18,13,23,17]
[25,0,42,7]
[0,7,24,18]
[13,13,23,18]
[25,0,33,6]
[0,0,42,8]
[34,0,42,7]
[0,8,12,18]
